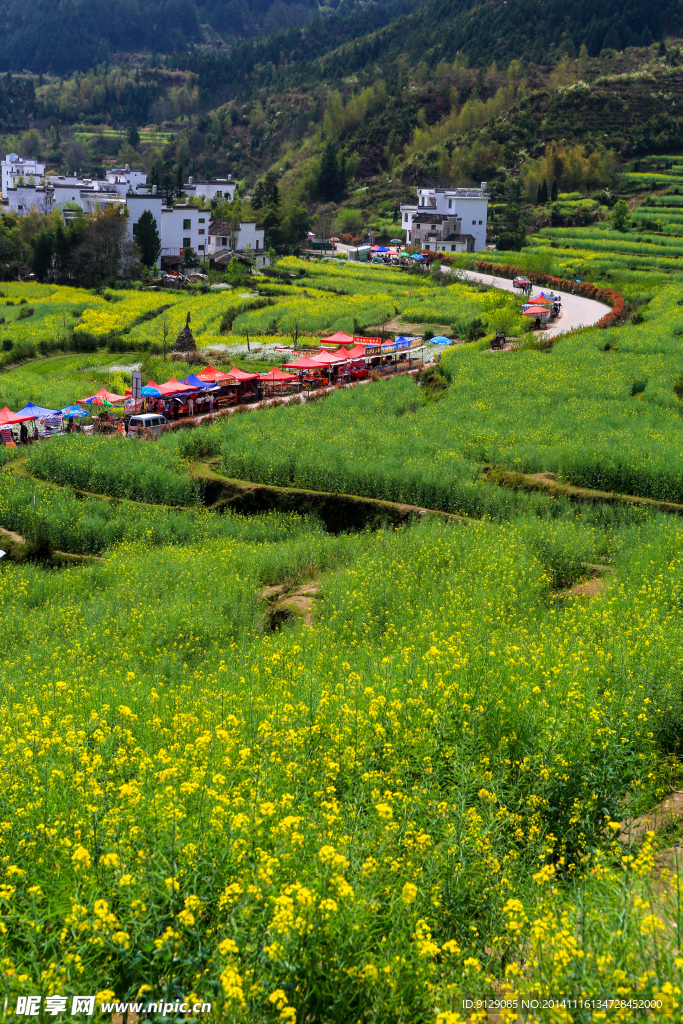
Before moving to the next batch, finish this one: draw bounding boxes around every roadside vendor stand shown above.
[222,366,260,404]
[259,367,298,397]
[16,403,62,439]
[0,406,36,446]
[77,387,127,432]
[283,354,328,392]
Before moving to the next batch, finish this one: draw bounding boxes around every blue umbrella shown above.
[410,254,423,260]
[431,335,452,345]
[141,385,162,397]
[61,406,87,418]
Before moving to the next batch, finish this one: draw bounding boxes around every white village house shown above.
[207,219,268,268]
[400,184,489,252]
[159,202,211,261]
[2,157,263,270]
[183,176,236,203]
[1,153,46,198]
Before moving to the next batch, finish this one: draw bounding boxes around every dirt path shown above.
[485,467,683,516]
[261,579,321,628]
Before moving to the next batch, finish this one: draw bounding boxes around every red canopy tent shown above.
[320,330,354,345]
[344,345,370,359]
[0,406,35,425]
[197,365,221,382]
[311,348,350,365]
[152,377,198,396]
[283,355,324,370]
[522,306,550,317]
[77,386,127,405]
[227,366,259,382]
[260,368,297,381]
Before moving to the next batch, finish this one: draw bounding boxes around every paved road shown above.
[459,269,611,338]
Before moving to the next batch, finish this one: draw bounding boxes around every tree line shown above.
[0,207,161,286]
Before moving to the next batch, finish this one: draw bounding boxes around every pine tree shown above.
[135,210,161,268]
[317,143,343,202]
[551,178,558,201]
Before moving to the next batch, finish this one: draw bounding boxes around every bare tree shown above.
[227,211,241,252]
[159,313,171,361]
[73,207,130,284]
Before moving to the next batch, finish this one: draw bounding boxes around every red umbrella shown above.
[77,386,127,405]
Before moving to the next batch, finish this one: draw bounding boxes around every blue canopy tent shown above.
[395,335,421,345]
[431,335,452,345]
[15,402,60,419]
[181,374,215,390]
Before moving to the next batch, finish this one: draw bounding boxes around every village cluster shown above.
[2,154,492,274]
[0,153,269,271]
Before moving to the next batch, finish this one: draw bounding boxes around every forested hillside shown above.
[0,0,407,73]
[1,0,681,75]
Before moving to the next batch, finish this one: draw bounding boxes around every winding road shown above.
[460,269,611,338]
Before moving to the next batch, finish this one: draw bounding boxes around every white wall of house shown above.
[50,184,124,215]
[184,178,236,203]
[400,184,489,251]
[2,154,46,198]
[6,185,53,216]
[107,167,147,192]
[207,221,265,254]
[160,204,211,258]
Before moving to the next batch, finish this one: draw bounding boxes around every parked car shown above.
[513,276,531,288]
[127,413,168,437]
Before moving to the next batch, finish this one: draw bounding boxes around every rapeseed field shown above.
[4,227,683,1020]
[1,512,683,1020]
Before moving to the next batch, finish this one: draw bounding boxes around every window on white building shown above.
[183,219,191,230]
[448,200,452,209]
[199,218,205,224]
[472,220,476,225]
[479,220,482,225]
[221,236,227,246]
[183,237,191,248]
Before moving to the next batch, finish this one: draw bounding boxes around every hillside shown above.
[0,0,680,75]
[5,0,683,259]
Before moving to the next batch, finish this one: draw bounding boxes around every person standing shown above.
[188,397,194,418]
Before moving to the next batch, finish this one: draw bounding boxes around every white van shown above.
[127,413,168,437]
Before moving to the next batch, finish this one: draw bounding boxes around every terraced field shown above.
[4,220,683,1019]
